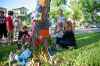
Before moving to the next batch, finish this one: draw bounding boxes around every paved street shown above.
[75,28,100,34]
[50,27,100,35]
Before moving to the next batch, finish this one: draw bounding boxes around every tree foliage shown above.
[81,0,97,23]
[69,0,83,21]
[50,0,84,22]
[51,0,65,7]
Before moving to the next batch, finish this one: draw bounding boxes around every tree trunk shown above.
[38,0,51,37]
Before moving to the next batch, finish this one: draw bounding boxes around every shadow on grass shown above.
[0,45,16,61]
[48,32,100,56]
[0,32,100,63]
[76,32,100,48]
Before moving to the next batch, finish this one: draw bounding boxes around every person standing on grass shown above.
[56,9,65,32]
[0,11,7,40]
[6,11,14,42]
[13,16,22,41]
[56,9,65,48]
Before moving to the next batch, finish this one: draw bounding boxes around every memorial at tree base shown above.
[31,0,51,65]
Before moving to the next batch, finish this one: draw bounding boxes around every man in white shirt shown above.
[56,9,66,32]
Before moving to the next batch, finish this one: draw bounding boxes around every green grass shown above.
[52,32,100,66]
[0,32,100,66]
[0,45,16,61]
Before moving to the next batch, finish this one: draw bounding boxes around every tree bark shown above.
[38,0,51,37]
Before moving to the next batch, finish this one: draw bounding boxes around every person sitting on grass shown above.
[56,20,76,49]
[18,26,29,39]
[17,26,31,50]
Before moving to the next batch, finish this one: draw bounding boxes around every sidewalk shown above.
[0,38,8,44]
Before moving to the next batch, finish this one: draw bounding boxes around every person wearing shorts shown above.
[6,11,14,43]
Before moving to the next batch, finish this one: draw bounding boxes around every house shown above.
[0,7,7,13]
[12,7,28,17]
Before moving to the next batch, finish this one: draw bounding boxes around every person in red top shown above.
[6,11,14,42]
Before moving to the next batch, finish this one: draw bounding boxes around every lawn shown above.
[52,32,100,66]
[0,44,16,65]
[0,32,100,66]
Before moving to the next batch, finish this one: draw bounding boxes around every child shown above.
[14,16,22,42]
[17,26,31,49]
[6,11,14,42]
[18,26,30,41]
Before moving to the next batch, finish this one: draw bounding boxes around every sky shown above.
[0,0,37,13]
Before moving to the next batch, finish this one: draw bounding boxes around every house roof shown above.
[0,7,7,10]
[0,7,7,12]
[12,7,28,11]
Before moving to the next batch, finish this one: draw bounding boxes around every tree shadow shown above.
[0,45,16,61]
[47,32,100,61]
[76,32,100,48]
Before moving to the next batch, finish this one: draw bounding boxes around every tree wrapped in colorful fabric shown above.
[31,0,51,65]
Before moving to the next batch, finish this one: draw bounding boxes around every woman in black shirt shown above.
[57,20,76,48]
[0,11,7,40]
